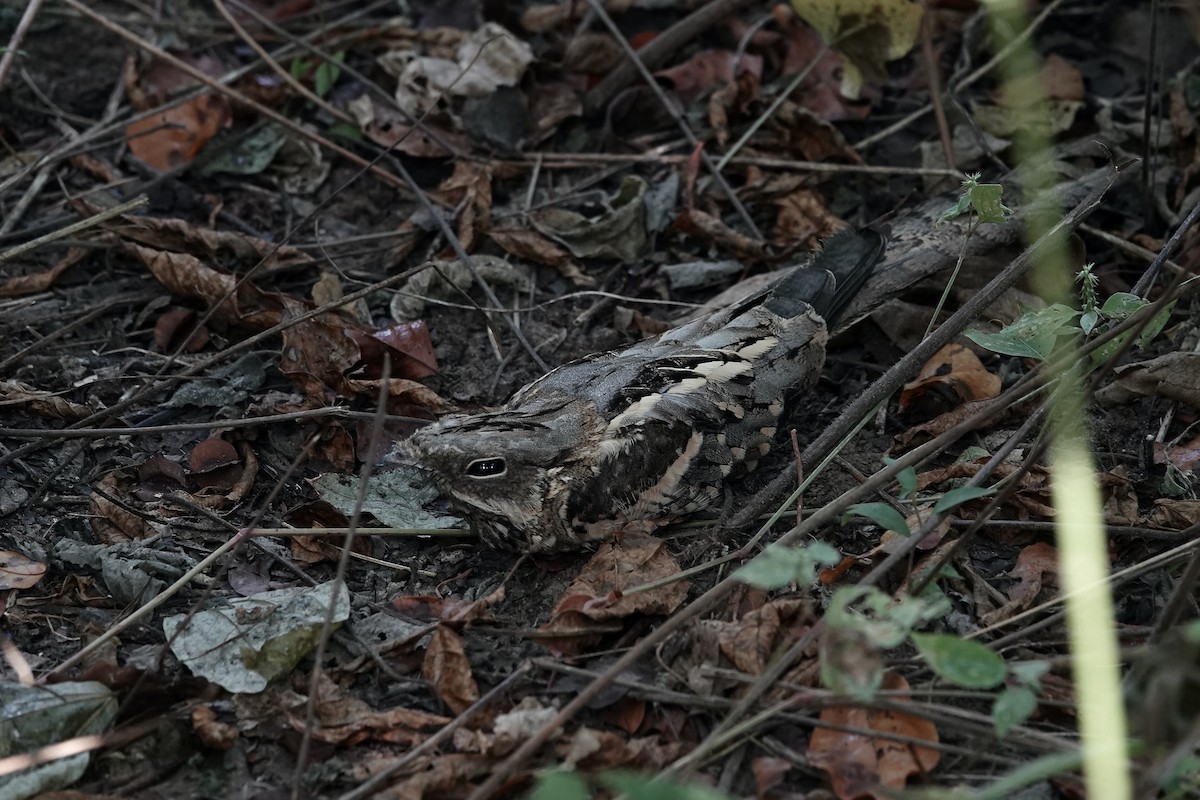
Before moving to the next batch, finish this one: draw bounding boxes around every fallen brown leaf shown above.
[0,246,89,298]
[807,672,940,799]
[423,624,481,715]
[536,531,690,655]
[900,343,1001,420]
[0,550,48,590]
[980,542,1058,627]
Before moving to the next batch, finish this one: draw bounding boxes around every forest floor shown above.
[1,1,1199,799]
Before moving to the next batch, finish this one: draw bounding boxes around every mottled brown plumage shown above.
[402,230,885,552]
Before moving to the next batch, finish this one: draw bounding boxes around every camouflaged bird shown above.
[402,230,886,553]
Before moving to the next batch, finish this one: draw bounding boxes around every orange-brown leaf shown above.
[423,624,480,715]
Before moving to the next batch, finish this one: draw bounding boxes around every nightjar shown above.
[401,230,885,553]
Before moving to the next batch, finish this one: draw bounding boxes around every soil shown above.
[1,1,1197,798]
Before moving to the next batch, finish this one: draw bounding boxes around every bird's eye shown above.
[465,457,507,478]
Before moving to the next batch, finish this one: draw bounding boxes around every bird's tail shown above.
[763,229,886,325]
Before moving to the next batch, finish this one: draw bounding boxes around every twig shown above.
[0,0,45,90]
[580,0,763,239]
[334,664,531,800]
[584,0,755,114]
[0,194,148,263]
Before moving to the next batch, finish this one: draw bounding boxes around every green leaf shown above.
[195,124,288,177]
[1161,753,1200,798]
[600,771,732,800]
[790,0,923,100]
[965,304,1079,360]
[1136,301,1175,346]
[956,445,991,463]
[288,56,310,80]
[911,633,1006,689]
[933,486,996,513]
[314,52,344,97]
[939,173,979,223]
[844,502,910,536]
[992,685,1037,737]
[1010,660,1050,685]
[965,181,1012,224]
[939,192,972,223]
[734,541,840,589]
[329,121,362,141]
[1099,292,1146,320]
[885,457,918,500]
[1079,309,1099,335]
[828,586,948,650]
[529,770,590,800]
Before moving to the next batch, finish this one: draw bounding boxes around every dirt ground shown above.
[2,1,1199,798]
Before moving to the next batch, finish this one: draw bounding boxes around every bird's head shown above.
[402,403,596,551]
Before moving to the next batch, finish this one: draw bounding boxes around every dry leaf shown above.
[807,672,940,799]
[537,532,689,655]
[0,550,48,590]
[0,246,89,298]
[192,705,239,750]
[981,542,1057,627]
[900,343,1001,419]
[423,624,481,715]
[655,50,763,108]
[0,378,90,422]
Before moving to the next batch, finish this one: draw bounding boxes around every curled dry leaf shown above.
[529,81,582,142]
[290,530,371,565]
[154,307,209,353]
[124,54,230,171]
[775,7,872,120]
[0,378,90,422]
[351,94,469,157]
[600,698,646,735]
[673,207,773,263]
[1097,352,1200,409]
[189,437,239,474]
[807,671,940,799]
[126,230,444,409]
[1155,433,1200,472]
[343,377,450,416]
[717,598,817,677]
[654,50,763,108]
[266,672,448,746]
[91,471,162,543]
[1148,499,1200,529]
[183,440,258,508]
[429,161,493,251]
[900,343,1002,420]
[521,2,574,33]
[536,531,690,655]
[561,31,625,76]
[789,0,923,100]
[423,624,481,715]
[894,397,1000,450]
[393,584,503,624]
[192,705,239,750]
[100,210,309,273]
[556,727,682,771]
[488,225,596,288]
[0,550,48,591]
[772,188,847,252]
[135,454,188,501]
[0,246,89,298]
[980,542,1058,627]
[753,756,794,799]
[355,321,439,381]
[189,437,243,492]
